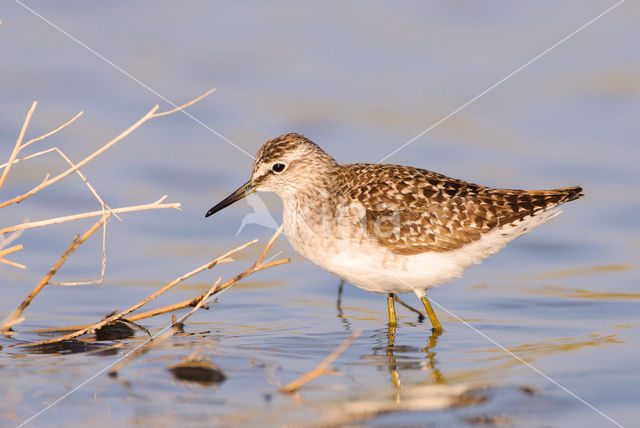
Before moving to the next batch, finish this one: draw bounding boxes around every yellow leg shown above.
[387,293,397,326]
[420,295,443,333]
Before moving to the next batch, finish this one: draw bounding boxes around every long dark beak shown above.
[205,181,257,218]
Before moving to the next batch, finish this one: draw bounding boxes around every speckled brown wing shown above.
[340,164,583,255]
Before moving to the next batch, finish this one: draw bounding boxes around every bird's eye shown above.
[272,163,286,173]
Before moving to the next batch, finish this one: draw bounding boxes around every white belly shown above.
[283,198,562,294]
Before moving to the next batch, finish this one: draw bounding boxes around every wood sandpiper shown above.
[206,133,583,332]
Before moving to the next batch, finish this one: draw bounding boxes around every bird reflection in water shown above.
[336,281,446,391]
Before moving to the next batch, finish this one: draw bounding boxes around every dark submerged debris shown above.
[25,339,112,355]
[169,353,226,385]
[465,414,511,426]
[95,319,137,341]
[519,385,538,395]
[171,313,184,334]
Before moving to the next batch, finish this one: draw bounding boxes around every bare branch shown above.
[202,225,288,303]
[0,88,215,209]
[20,239,256,347]
[20,111,84,151]
[99,212,108,285]
[257,224,284,265]
[48,281,100,286]
[108,275,223,377]
[0,196,180,235]
[22,228,289,345]
[0,106,157,209]
[0,244,26,269]
[0,101,37,191]
[1,215,110,335]
[0,258,26,269]
[0,228,25,249]
[108,326,178,377]
[47,147,120,220]
[0,230,26,268]
[179,278,223,324]
[153,88,215,117]
[0,244,23,258]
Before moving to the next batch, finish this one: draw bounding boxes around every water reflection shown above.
[326,329,487,427]
[325,324,623,426]
[520,264,634,280]
[445,333,623,385]
[336,282,446,389]
[336,279,352,332]
[526,284,640,301]
[22,339,120,355]
[421,330,445,385]
[360,325,446,393]
[386,324,401,393]
[323,382,490,426]
[330,279,626,427]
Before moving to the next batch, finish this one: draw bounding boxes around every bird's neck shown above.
[280,165,342,242]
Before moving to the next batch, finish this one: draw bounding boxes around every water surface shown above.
[1,2,639,427]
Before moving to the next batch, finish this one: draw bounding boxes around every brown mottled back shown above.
[338,164,583,255]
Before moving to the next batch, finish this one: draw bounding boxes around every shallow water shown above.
[1,2,639,427]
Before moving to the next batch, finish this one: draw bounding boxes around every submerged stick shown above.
[281,329,362,393]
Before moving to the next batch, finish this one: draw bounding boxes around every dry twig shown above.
[1,215,110,334]
[108,326,179,377]
[27,292,213,333]
[1,88,214,286]
[67,225,287,326]
[0,88,215,210]
[177,278,223,324]
[1,89,220,340]
[106,225,289,376]
[27,292,216,333]
[1,145,121,223]
[20,238,256,347]
[280,329,362,393]
[23,226,289,342]
[0,244,25,269]
[0,196,180,235]
[0,104,83,192]
[202,224,289,305]
[0,229,26,268]
[15,111,84,152]
[108,276,224,376]
[0,101,37,191]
